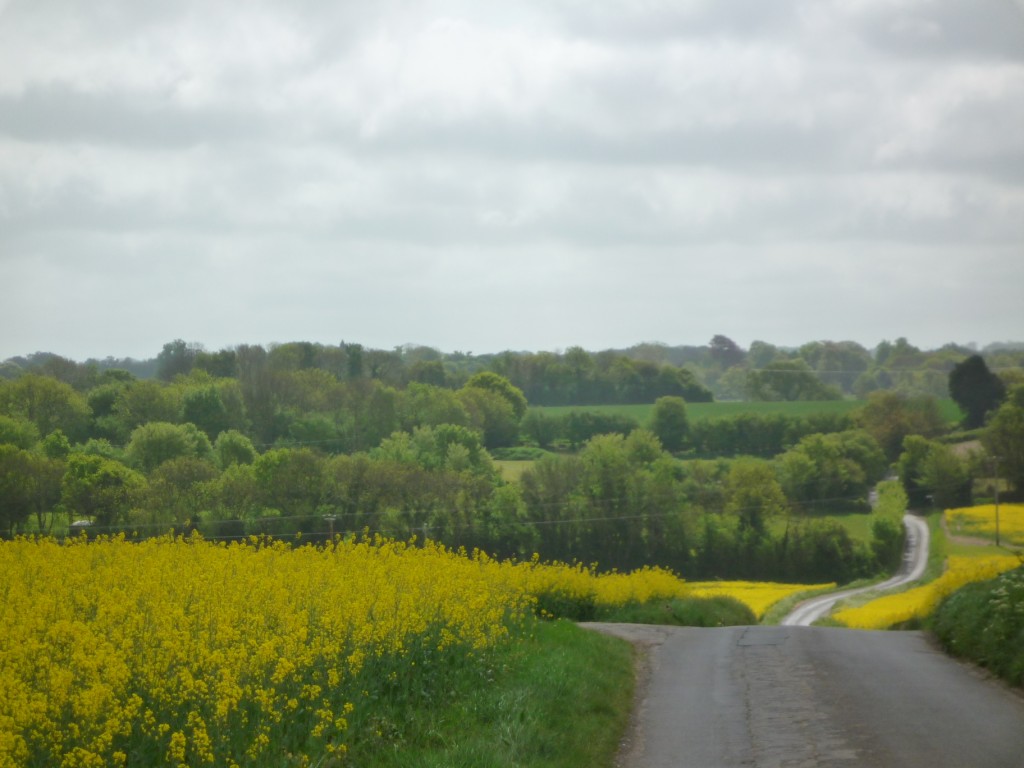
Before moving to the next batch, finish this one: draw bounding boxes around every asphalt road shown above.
[782,513,931,626]
[584,623,1024,768]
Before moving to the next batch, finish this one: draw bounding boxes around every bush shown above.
[931,565,1024,688]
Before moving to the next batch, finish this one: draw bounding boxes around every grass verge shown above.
[596,596,755,627]
[930,564,1024,689]
[349,620,634,768]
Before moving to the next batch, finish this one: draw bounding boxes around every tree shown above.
[61,453,145,529]
[0,445,63,535]
[745,360,842,401]
[0,374,91,441]
[709,335,745,369]
[982,384,1024,497]
[777,431,886,510]
[457,387,519,449]
[648,396,689,453]
[214,430,257,468]
[0,415,40,449]
[142,456,219,528]
[856,391,946,461]
[398,383,469,432]
[463,372,528,421]
[156,339,199,381]
[112,380,180,433]
[949,355,1006,429]
[920,444,972,509]
[252,447,325,518]
[125,422,213,472]
[724,458,788,537]
[897,435,935,508]
[520,410,559,449]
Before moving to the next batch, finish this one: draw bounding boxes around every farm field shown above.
[946,504,1024,548]
[0,535,833,767]
[531,398,963,424]
[831,553,1021,630]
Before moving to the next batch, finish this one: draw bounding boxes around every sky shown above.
[2,0,1023,362]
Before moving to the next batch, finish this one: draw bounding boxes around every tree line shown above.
[1,339,1022,582]
[5,336,1022,405]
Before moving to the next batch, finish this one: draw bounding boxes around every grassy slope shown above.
[354,620,634,768]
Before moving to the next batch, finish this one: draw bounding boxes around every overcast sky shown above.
[2,0,1023,362]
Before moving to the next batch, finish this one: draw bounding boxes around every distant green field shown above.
[769,512,875,543]
[532,399,963,425]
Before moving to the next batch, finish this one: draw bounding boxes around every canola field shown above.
[946,503,1024,547]
[832,554,1022,630]
[0,535,825,767]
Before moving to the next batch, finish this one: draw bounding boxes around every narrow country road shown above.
[782,513,930,626]
[583,513,1024,767]
[585,623,1024,768]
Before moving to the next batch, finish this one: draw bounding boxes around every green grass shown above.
[768,512,876,543]
[534,400,864,425]
[596,596,756,627]
[495,459,534,482]
[349,620,634,768]
[531,399,963,425]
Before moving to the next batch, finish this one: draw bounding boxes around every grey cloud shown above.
[1,0,1022,360]
[0,84,272,148]
[854,0,1024,61]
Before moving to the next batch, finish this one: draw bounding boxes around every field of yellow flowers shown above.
[946,503,1024,547]
[832,554,1022,630]
[0,535,821,767]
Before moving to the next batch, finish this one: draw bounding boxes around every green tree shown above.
[982,384,1024,496]
[142,456,219,528]
[746,360,842,401]
[125,422,213,472]
[0,414,40,449]
[457,387,519,449]
[407,360,448,387]
[213,430,257,468]
[252,447,325,518]
[398,383,469,432]
[520,409,559,449]
[463,372,528,421]
[777,431,885,510]
[0,374,91,441]
[61,453,145,529]
[709,334,745,368]
[897,435,935,508]
[856,390,946,461]
[920,444,972,509]
[648,396,689,453]
[206,462,260,526]
[724,458,788,537]
[156,339,199,381]
[949,355,1006,429]
[0,445,63,534]
[42,429,71,459]
[112,380,181,433]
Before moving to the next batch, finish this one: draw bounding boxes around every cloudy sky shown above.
[1,0,1023,362]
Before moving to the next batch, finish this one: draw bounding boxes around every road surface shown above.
[585,623,1024,768]
[584,514,1024,767]
[782,513,930,626]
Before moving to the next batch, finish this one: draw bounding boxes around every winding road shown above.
[782,513,930,626]
[585,514,1024,767]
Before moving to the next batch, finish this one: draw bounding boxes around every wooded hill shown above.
[1,336,1022,584]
